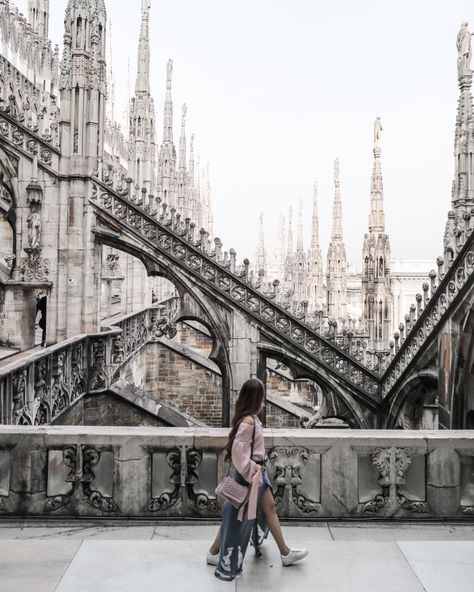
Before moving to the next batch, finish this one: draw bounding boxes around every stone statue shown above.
[27,211,41,249]
[457,22,474,73]
[374,117,383,148]
[182,103,187,127]
[76,18,83,49]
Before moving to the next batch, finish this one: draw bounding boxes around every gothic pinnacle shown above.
[163,59,174,144]
[136,0,151,94]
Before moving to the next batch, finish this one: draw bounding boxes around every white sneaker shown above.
[206,550,219,566]
[281,548,309,566]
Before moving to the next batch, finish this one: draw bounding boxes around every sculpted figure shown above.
[457,22,474,73]
[374,117,383,148]
[27,211,41,249]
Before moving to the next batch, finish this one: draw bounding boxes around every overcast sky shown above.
[16,0,472,268]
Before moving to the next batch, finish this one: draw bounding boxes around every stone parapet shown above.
[0,427,473,521]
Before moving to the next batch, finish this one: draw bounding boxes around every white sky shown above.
[16,0,472,268]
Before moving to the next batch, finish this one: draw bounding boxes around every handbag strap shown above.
[250,415,256,460]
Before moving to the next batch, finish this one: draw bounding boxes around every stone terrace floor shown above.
[1,521,474,591]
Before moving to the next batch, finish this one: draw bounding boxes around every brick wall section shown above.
[266,400,301,428]
[145,343,222,426]
[267,369,320,409]
[174,321,213,358]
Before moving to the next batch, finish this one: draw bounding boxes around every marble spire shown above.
[296,199,304,253]
[128,0,156,191]
[331,158,343,240]
[451,22,474,215]
[326,158,348,322]
[136,0,151,94]
[163,59,174,145]
[178,104,187,173]
[255,213,267,274]
[287,206,294,256]
[307,182,324,311]
[368,117,385,233]
[106,21,115,122]
[362,118,392,350]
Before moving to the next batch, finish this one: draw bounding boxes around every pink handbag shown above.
[215,419,256,508]
[215,475,249,509]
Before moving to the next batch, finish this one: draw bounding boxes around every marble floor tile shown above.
[13,525,156,540]
[153,524,219,540]
[329,523,474,541]
[56,540,236,592]
[0,527,23,539]
[236,541,425,592]
[398,541,474,592]
[0,540,82,592]
[279,523,332,541]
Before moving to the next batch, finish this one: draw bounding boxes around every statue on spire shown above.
[457,22,474,75]
[182,103,187,127]
[167,59,173,90]
[374,117,383,149]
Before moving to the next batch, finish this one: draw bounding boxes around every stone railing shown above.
[0,305,177,426]
[381,221,474,396]
[0,427,473,520]
[91,177,381,398]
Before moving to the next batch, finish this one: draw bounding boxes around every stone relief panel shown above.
[460,455,474,515]
[146,446,219,517]
[268,446,320,516]
[46,445,117,514]
[358,447,429,516]
[0,448,11,512]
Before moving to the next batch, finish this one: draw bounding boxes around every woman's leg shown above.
[209,526,221,555]
[261,488,290,556]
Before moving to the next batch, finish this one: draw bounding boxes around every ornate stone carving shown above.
[102,252,124,279]
[89,339,107,391]
[46,445,117,514]
[12,369,28,424]
[268,446,320,514]
[361,447,429,516]
[18,248,50,282]
[51,351,70,419]
[146,446,219,515]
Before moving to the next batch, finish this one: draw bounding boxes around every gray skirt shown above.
[214,468,272,581]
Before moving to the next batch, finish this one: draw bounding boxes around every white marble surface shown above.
[0,540,81,592]
[55,540,234,592]
[237,541,425,592]
[398,541,474,592]
[329,523,474,541]
[1,525,474,591]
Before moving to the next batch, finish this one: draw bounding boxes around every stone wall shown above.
[266,400,301,428]
[55,393,166,428]
[118,337,222,427]
[0,427,473,521]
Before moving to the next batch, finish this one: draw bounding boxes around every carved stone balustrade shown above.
[0,307,175,426]
[0,428,472,520]
[381,228,474,396]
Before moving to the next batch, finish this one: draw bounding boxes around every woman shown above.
[207,378,308,581]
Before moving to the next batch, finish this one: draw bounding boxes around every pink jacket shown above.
[231,416,265,521]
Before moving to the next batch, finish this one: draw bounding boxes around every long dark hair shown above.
[224,378,265,462]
